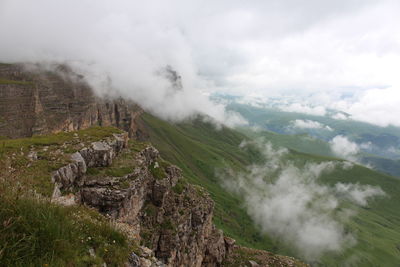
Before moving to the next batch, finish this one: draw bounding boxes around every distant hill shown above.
[223,101,400,177]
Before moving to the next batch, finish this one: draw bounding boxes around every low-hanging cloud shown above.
[329,135,360,161]
[280,103,327,116]
[220,140,385,260]
[291,119,333,131]
[0,0,247,126]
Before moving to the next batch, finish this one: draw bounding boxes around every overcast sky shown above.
[1,0,399,126]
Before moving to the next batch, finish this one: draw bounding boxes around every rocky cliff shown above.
[49,132,234,267]
[0,63,143,139]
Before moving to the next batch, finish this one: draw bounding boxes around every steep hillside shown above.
[139,113,400,266]
[138,113,274,250]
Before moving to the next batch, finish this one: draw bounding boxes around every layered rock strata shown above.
[0,63,142,138]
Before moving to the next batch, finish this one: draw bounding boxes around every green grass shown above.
[315,164,400,266]
[172,178,187,194]
[84,141,149,181]
[0,189,130,266]
[0,126,122,155]
[0,127,123,196]
[240,127,335,158]
[149,160,168,180]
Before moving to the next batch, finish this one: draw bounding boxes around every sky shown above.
[0,0,399,126]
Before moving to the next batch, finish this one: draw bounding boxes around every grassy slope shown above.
[0,127,124,196]
[241,128,335,157]
[318,164,400,267]
[141,113,400,266]
[140,113,275,249]
[0,193,130,267]
[242,128,400,178]
[0,127,137,266]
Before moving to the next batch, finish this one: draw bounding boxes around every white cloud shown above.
[280,103,327,116]
[331,113,349,120]
[291,119,333,131]
[220,140,385,260]
[343,86,400,127]
[329,135,360,161]
[335,183,386,206]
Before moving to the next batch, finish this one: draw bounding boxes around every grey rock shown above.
[127,252,141,267]
[248,260,260,267]
[88,247,96,257]
[27,151,38,161]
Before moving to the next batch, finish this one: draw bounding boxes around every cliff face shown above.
[50,133,234,267]
[0,63,142,139]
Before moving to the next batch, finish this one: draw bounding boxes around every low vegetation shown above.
[222,247,307,267]
[0,186,130,266]
[0,127,132,266]
[0,127,122,196]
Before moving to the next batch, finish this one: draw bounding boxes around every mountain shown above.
[2,63,400,266]
[0,63,306,266]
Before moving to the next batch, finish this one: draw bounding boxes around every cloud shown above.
[331,112,349,120]
[338,86,400,127]
[220,140,385,260]
[335,183,386,206]
[0,0,399,126]
[280,103,327,116]
[291,119,333,131]
[329,135,360,161]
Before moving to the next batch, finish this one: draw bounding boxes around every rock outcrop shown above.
[0,63,142,138]
[51,133,234,267]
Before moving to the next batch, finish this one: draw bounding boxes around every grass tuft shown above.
[0,190,130,266]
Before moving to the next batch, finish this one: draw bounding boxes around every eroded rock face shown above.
[51,133,128,197]
[0,63,142,138]
[50,133,231,267]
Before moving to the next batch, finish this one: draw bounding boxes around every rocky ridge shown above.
[50,132,236,267]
